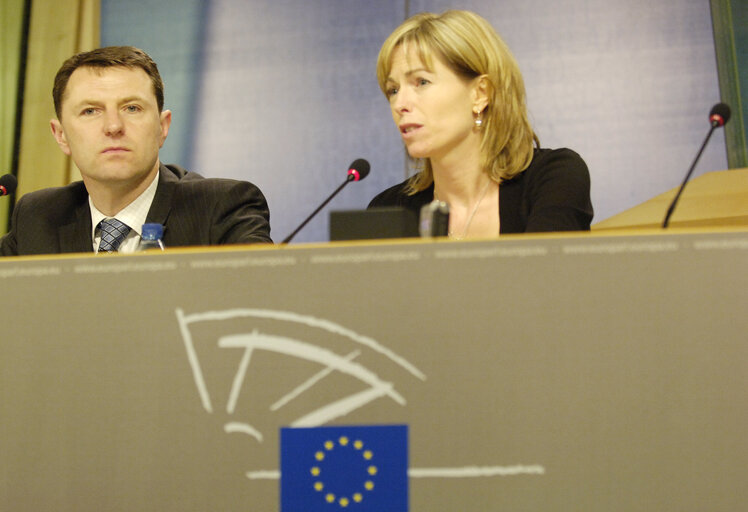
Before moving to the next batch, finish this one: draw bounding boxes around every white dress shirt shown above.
[90,170,160,253]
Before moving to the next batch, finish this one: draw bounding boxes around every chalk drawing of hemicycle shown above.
[174,308,545,480]
[175,308,425,440]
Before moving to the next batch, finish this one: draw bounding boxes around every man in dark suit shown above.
[0,46,271,256]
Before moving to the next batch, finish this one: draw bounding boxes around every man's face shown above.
[51,66,171,191]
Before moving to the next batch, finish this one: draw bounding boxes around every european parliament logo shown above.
[281,425,408,511]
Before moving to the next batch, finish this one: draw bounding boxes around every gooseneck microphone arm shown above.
[281,159,370,244]
[281,175,354,244]
[662,127,717,228]
[662,103,731,228]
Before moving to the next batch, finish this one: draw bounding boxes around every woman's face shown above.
[384,45,482,164]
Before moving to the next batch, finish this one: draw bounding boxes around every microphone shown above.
[662,103,731,228]
[281,159,370,244]
[0,174,17,197]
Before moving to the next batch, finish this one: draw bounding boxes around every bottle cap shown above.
[141,223,164,240]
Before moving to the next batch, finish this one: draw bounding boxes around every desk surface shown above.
[2,230,747,511]
[593,168,748,230]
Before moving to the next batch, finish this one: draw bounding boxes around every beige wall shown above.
[2,0,100,236]
[0,0,25,235]
[16,0,100,200]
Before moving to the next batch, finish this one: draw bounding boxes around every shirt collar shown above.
[89,169,160,240]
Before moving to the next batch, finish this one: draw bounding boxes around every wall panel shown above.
[190,1,404,243]
[101,0,728,242]
[414,0,727,227]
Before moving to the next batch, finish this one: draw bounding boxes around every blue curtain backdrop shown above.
[102,0,727,243]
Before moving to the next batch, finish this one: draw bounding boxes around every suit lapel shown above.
[144,164,179,235]
[59,199,94,253]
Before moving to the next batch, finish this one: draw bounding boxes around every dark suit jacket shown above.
[0,164,272,256]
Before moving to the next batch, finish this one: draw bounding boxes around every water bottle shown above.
[138,223,165,251]
[419,200,450,237]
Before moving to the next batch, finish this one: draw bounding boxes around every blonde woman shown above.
[368,10,593,237]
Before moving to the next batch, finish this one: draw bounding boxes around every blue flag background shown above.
[281,425,408,511]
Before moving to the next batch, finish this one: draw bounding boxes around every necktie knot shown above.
[98,218,131,253]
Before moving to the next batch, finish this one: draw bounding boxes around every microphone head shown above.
[0,173,18,196]
[347,158,370,182]
[709,103,731,127]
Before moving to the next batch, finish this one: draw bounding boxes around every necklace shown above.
[435,179,492,240]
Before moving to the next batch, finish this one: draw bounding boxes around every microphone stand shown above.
[281,174,356,244]
[662,123,718,228]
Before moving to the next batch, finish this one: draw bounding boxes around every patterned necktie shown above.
[98,218,131,253]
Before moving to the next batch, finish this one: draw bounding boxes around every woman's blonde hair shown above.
[377,10,539,193]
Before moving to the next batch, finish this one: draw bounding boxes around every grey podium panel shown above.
[1,231,747,511]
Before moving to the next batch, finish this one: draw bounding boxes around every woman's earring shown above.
[474,111,483,129]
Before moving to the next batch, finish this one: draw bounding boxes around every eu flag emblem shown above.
[281,425,408,511]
